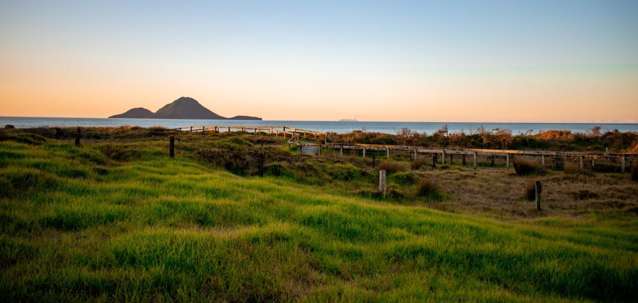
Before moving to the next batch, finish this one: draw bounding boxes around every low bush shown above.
[264,162,290,177]
[198,145,292,176]
[378,160,408,174]
[327,163,363,181]
[513,159,544,176]
[416,177,443,201]
[392,171,418,185]
[411,158,430,170]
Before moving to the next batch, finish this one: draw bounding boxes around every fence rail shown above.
[174,124,637,172]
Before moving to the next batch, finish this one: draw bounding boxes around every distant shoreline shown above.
[2,116,637,125]
[2,117,638,135]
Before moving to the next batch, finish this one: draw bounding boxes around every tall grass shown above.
[0,135,637,302]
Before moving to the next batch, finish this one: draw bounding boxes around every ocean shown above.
[1,117,637,135]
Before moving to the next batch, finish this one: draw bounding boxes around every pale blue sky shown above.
[1,0,637,121]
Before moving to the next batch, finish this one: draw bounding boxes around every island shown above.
[109,97,262,120]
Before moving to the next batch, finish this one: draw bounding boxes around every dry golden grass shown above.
[421,167,638,218]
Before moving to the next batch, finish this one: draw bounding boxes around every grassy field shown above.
[1,130,637,302]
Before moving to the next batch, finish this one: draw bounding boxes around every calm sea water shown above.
[1,117,637,135]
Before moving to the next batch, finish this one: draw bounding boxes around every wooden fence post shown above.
[621,156,626,173]
[75,127,81,146]
[378,169,387,198]
[339,145,343,157]
[190,126,193,132]
[534,181,542,211]
[462,154,466,166]
[506,154,510,168]
[541,154,545,167]
[169,136,175,158]
[386,147,390,159]
[442,151,446,164]
[362,148,366,158]
[432,153,437,168]
[579,156,584,169]
[202,126,205,135]
[473,152,477,169]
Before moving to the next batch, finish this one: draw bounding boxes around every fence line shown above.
[174,124,637,172]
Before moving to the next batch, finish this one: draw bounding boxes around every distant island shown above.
[109,97,262,120]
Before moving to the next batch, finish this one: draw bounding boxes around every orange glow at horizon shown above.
[1,62,637,122]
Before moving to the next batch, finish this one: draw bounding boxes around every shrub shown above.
[327,163,362,181]
[513,159,544,176]
[378,160,408,174]
[264,162,288,177]
[416,178,443,200]
[392,172,418,185]
[411,158,430,170]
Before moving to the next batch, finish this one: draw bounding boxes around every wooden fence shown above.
[174,125,637,173]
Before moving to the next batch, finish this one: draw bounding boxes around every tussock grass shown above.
[0,134,637,302]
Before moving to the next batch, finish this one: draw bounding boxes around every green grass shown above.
[1,137,637,302]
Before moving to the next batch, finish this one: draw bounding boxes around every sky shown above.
[1,0,637,122]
